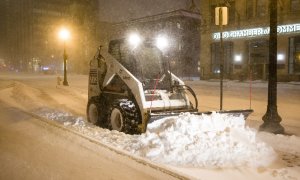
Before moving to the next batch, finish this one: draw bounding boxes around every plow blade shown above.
[149,109,253,123]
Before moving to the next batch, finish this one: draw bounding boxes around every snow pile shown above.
[36,107,276,168]
[257,132,300,155]
[34,107,129,141]
[125,112,276,168]
[35,108,81,124]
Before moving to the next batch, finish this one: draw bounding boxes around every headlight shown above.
[155,35,168,50]
[128,33,141,48]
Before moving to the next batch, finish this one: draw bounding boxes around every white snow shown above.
[127,113,276,168]
[1,73,300,179]
[34,108,276,168]
[257,132,300,156]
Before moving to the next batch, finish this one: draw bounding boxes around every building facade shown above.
[0,0,98,73]
[110,9,201,79]
[200,0,300,81]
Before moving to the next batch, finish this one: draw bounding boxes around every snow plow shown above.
[87,33,253,134]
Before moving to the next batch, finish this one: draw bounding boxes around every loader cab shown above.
[108,38,171,90]
[87,36,201,134]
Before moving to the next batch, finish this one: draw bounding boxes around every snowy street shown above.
[0,96,183,180]
[2,0,300,179]
[0,73,300,180]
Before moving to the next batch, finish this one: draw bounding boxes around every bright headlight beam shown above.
[128,33,141,48]
[155,36,168,50]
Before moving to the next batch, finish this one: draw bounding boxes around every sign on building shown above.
[215,7,228,25]
[213,23,300,40]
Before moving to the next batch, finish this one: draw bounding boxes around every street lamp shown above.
[259,0,284,134]
[59,28,70,86]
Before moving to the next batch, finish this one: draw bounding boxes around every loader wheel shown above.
[110,108,124,131]
[86,98,107,128]
[108,99,141,134]
[87,100,100,125]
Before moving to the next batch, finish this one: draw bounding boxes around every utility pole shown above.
[215,6,228,110]
[259,0,284,134]
[219,8,224,110]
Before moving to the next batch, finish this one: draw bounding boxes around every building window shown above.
[227,1,236,24]
[177,22,182,29]
[256,0,267,17]
[211,42,233,74]
[246,0,254,19]
[277,64,285,69]
[210,4,217,25]
[291,0,300,12]
[234,65,242,69]
[178,43,182,50]
[248,39,269,79]
[289,36,300,74]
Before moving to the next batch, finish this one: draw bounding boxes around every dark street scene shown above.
[0,0,300,179]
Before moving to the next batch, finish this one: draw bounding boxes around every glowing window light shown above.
[234,54,242,62]
[277,54,285,61]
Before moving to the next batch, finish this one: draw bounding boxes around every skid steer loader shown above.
[87,33,253,134]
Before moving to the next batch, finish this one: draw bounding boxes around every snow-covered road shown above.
[0,101,185,180]
[0,73,300,180]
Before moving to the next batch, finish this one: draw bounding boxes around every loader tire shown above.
[108,99,141,134]
[87,98,108,128]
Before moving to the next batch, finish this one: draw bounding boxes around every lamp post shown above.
[259,0,284,134]
[59,28,70,86]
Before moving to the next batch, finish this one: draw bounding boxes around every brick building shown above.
[199,0,300,81]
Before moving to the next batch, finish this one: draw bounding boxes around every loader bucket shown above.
[148,109,253,123]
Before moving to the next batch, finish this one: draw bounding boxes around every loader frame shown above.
[87,37,253,134]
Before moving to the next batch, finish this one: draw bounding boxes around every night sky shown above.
[98,0,197,22]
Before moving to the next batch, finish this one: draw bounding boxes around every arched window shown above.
[291,0,300,12]
[256,0,268,17]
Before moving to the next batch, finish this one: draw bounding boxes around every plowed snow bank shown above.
[128,113,276,168]
[35,108,276,168]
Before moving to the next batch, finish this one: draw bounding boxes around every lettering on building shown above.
[213,24,300,40]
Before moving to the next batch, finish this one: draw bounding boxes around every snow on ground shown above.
[34,108,276,168]
[1,73,300,179]
[130,113,276,168]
